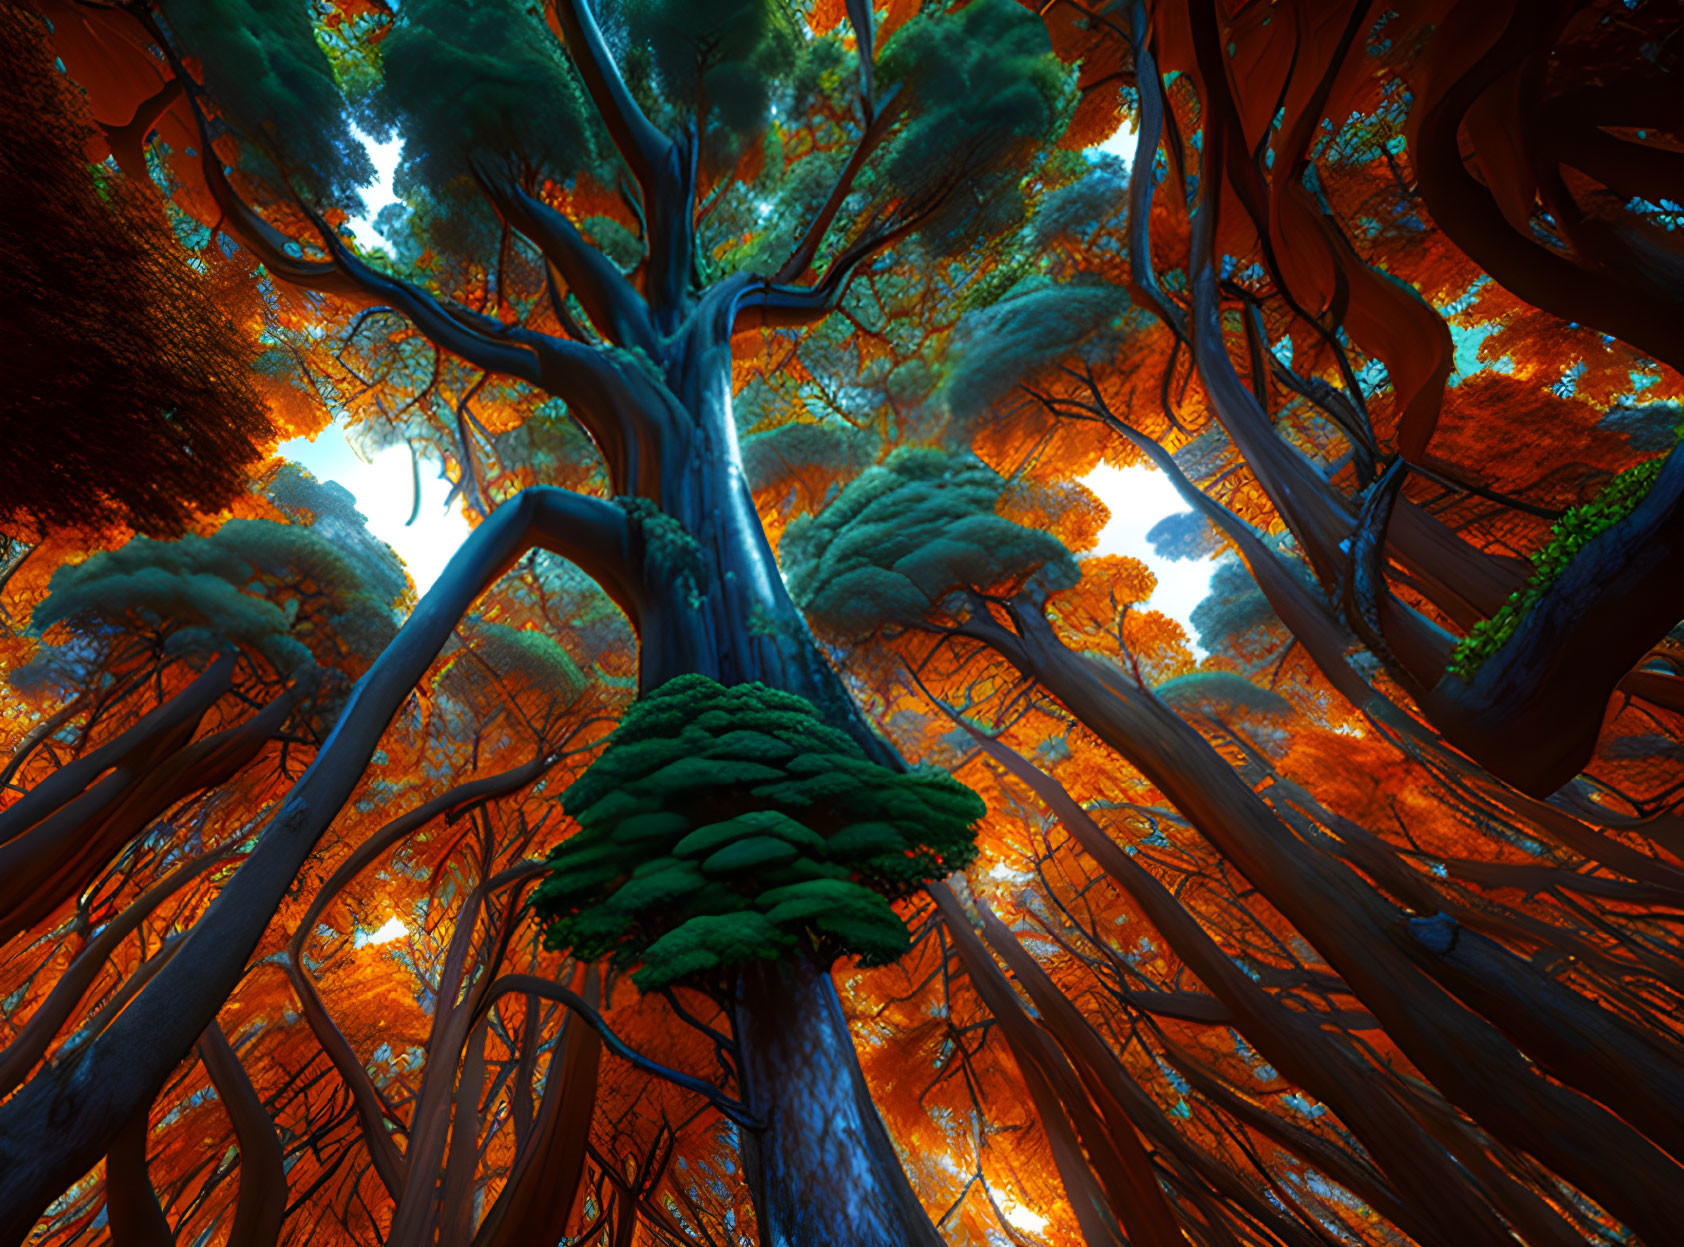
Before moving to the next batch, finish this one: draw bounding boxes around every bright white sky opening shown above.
[281,116,1215,653]
[357,915,409,948]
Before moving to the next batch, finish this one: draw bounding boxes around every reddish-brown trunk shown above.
[198,1021,286,1247]
[0,689,292,947]
[997,613,1684,1237]
[934,885,1187,1247]
[104,1110,175,1247]
[471,967,602,1247]
[959,725,1540,1247]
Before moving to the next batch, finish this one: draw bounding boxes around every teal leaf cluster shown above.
[616,0,801,138]
[159,0,375,203]
[1447,456,1666,680]
[372,0,605,196]
[24,518,398,678]
[875,0,1071,251]
[781,446,1078,637]
[533,674,983,990]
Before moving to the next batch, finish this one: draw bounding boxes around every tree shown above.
[0,4,274,541]
[3,1,1684,1245]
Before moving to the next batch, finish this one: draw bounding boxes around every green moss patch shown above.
[1448,457,1665,681]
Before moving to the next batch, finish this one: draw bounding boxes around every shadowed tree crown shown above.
[0,6,274,539]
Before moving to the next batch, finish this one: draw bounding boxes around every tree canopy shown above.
[4,1,1684,1245]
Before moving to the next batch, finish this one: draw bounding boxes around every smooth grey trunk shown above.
[733,957,945,1247]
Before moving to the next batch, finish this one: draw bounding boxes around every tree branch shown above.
[476,169,656,353]
[472,975,759,1128]
[305,217,547,387]
[771,88,907,285]
[549,0,670,195]
[198,1021,287,1247]
[734,217,918,332]
[0,486,636,1241]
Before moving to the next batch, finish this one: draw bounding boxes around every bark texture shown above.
[733,957,943,1247]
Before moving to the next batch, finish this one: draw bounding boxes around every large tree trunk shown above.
[641,318,900,766]
[733,956,943,1247]
[640,329,942,1243]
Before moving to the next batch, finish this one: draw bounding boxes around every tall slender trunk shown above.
[633,327,942,1243]
[733,957,944,1247]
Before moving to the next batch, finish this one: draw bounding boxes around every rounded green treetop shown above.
[532,674,983,991]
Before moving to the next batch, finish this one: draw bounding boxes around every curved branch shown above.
[198,1021,286,1247]
[0,686,296,948]
[1429,440,1684,795]
[0,841,238,1098]
[305,218,546,387]
[549,0,670,194]
[1343,460,1443,700]
[0,655,233,848]
[771,88,908,285]
[103,1111,174,1247]
[1123,0,1189,344]
[472,974,758,1127]
[0,694,88,799]
[174,86,364,299]
[734,216,918,332]
[0,486,634,1241]
[284,753,566,1199]
[1409,3,1684,379]
[477,171,655,354]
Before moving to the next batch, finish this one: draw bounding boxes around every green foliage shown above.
[618,0,800,138]
[617,497,707,607]
[941,277,1135,423]
[1190,557,1288,661]
[1029,155,1130,248]
[781,447,1078,637]
[875,0,1071,252]
[1155,672,1291,719]
[533,675,983,990]
[436,621,586,731]
[17,516,400,697]
[1447,457,1668,680]
[158,0,373,202]
[739,419,877,495]
[372,0,605,199]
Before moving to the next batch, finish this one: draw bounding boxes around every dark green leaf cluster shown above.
[1155,671,1291,719]
[617,0,801,138]
[159,0,374,202]
[1447,456,1666,680]
[372,0,605,199]
[941,276,1134,423]
[533,675,983,990]
[739,419,877,495]
[781,447,1078,637]
[18,517,399,694]
[875,0,1070,252]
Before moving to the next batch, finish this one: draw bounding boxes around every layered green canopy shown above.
[782,446,1078,636]
[533,675,982,990]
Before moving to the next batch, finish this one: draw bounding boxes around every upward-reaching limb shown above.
[0,487,637,1242]
[473,168,657,355]
[548,0,670,198]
